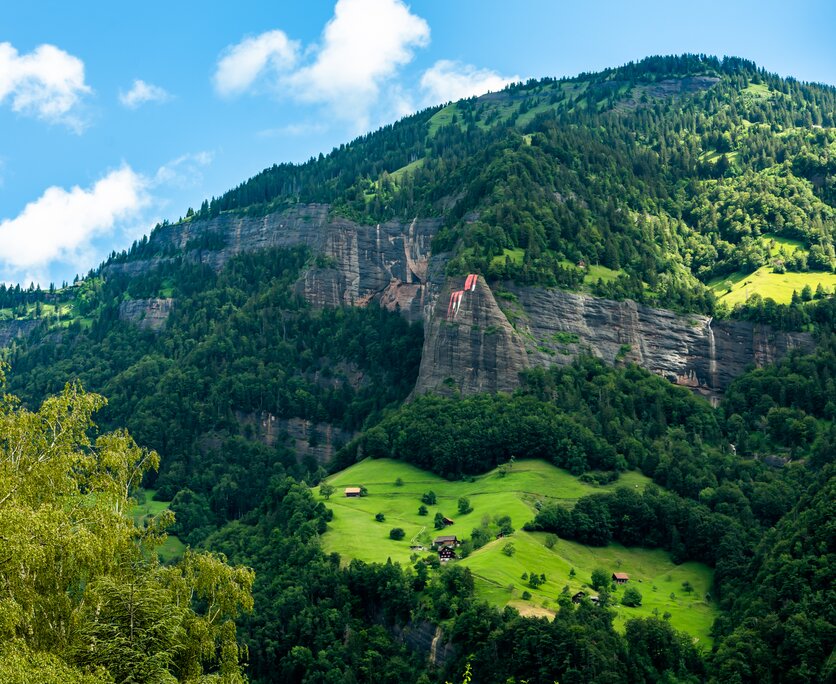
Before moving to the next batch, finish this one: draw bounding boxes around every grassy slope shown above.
[710,266,836,306]
[132,488,186,563]
[318,458,716,644]
[709,233,836,305]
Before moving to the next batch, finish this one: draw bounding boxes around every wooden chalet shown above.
[441,516,454,526]
[612,572,629,584]
[439,546,457,561]
[433,535,459,548]
[572,591,600,604]
[344,487,362,497]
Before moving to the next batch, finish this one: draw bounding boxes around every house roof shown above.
[344,487,361,494]
[434,535,457,543]
[612,572,630,580]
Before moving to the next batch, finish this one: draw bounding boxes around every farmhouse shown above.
[433,535,459,548]
[612,572,629,584]
[572,591,600,604]
[441,516,455,526]
[344,487,362,497]
[439,546,457,561]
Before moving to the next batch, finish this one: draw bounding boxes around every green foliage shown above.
[0,380,253,681]
[375,512,385,522]
[591,568,610,591]
[389,528,405,540]
[8,247,423,540]
[622,586,643,607]
[457,496,473,514]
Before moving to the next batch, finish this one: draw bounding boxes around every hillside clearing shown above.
[317,459,715,643]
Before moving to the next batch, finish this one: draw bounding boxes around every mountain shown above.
[1,55,835,683]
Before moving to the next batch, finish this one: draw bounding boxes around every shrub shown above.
[375,512,385,522]
[389,528,405,540]
[591,568,610,591]
[622,586,642,607]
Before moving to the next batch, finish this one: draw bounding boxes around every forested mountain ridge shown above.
[110,53,836,306]
[0,54,835,683]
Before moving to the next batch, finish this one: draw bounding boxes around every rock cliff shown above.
[236,411,354,465]
[0,319,39,348]
[108,204,442,322]
[412,275,530,396]
[414,284,813,401]
[104,202,816,402]
[118,298,174,331]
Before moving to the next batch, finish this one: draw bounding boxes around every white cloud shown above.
[214,30,299,97]
[257,122,328,138]
[214,0,429,128]
[0,167,147,273]
[119,79,170,108]
[0,42,91,130]
[153,151,214,188]
[420,60,519,105]
[285,0,429,125]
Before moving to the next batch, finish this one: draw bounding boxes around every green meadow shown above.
[317,458,717,644]
[132,489,186,563]
[710,266,836,306]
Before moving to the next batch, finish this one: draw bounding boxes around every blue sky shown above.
[1,0,834,286]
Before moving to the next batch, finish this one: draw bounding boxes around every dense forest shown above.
[1,55,835,682]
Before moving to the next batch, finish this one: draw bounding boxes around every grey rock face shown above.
[236,412,354,465]
[108,205,441,323]
[0,319,39,348]
[504,286,814,401]
[118,298,174,331]
[104,202,815,402]
[413,275,529,396]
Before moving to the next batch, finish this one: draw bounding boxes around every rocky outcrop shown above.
[413,276,529,396]
[103,202,815,402]
[107,205,442,323]
[0,319,39,348]
[392,621,454,667]
[505,286,814,402]
[237,412,354,465]
[118,298,174,331]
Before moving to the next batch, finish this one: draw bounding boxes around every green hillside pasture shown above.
[490,247,526,268]
[390,158,425,182]
[710,266,836,305]
[427,103,463,136]
[761,232,807,257]
[132,488,186,563]
[584,264,623,285]
[320,459,649,566]
[461,531,716,646]
[318,459,715,644]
